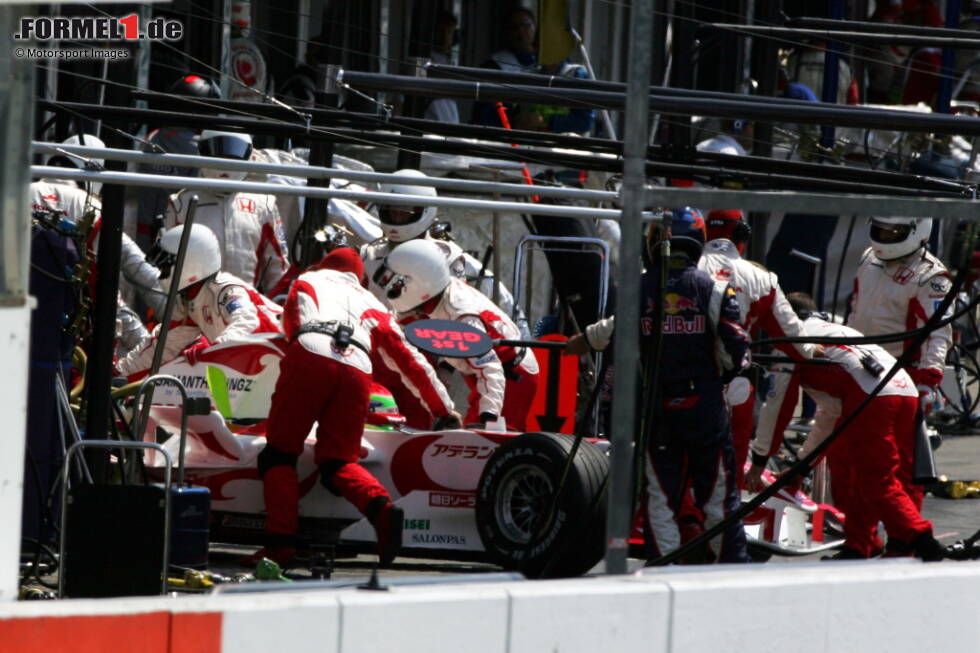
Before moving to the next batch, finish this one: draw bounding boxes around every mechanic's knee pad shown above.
[257,445,298,477]
[318,459,347,496]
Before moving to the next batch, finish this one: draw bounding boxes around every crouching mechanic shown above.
[746,293,945,561]
[568,212,752,563]
[251,248,460,566]
[380,239,540,430]
[117,224,284,379]
[698,209,814,485]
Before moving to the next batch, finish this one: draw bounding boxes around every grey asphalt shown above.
[207,433,980,584]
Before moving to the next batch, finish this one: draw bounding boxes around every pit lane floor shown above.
[205,434,980,582]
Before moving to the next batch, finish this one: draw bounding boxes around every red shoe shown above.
[374,502,404,566]
[238,545,297,568]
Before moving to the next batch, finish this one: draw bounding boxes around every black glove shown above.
[432,413,462,431]
[479,412,498,425]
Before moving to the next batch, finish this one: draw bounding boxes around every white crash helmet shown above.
[377,169,438,242]
[869,216,933,261]
[157,224,222,291]
[48,133,106,196]
[381,239,452,313]
[198,130,253,182]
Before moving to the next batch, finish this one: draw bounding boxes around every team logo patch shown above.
[663,292,697,315]
[217,287,244,314]
[930,278,950,293]
[237,197,255,213]
[893,267,914,284]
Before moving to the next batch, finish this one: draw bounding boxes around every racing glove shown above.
[479,412,499,426]
[432,411,462,431]
[183,339,210,366]
[909,367,943,389]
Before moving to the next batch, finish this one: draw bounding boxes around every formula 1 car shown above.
[138,338,844,574]
[139,338,608,579]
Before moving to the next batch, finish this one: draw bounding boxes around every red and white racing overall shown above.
[260,267,455,542]
[116,272,283,379]
[698,238,814,484]
[32,179,162,350]
[849,246,952,391]
[165,188,290,296]
[400,277,539,430]
[753,317,932,557]
[849,245,952,511]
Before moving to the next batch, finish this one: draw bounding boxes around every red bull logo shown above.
[663,293,697,315]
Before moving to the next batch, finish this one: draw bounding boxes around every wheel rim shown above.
[494,464,554,544]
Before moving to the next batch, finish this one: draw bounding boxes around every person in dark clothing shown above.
[472,7,541,130]
[568,209,751,563]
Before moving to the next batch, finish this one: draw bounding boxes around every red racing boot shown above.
[323,461,403,565]
[367,497,404,565]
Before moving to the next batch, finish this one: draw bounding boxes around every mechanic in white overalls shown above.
[361,169,528,429]
[116,224,283,380]
[380,239,539,430]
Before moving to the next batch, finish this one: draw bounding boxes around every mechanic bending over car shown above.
[698,208,816,487]
[566,209,752,563]
[379,239,540,431]
[248,248,461,567]
[747,293,945,562]
[116,224,284,380]
[361,169,529,428]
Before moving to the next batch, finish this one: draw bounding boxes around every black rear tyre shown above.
[475,432,608,578]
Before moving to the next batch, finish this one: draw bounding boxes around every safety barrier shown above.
[3,560,980,652]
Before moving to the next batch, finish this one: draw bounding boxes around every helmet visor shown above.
[199,135,253,161]
[148,244,176,281]
[870,220,912,244]
[379,206,425,226]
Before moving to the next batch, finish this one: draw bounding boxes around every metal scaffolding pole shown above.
[605,0,653,576]
[706,23,980,48]
[786,16,980,39]
[643,187,980,218]
[41,101,976,196]
[336,71,980,136]
[29,166,630,221]
[32,141,618,203]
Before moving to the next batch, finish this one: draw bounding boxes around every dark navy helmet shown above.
[667,207,706,259]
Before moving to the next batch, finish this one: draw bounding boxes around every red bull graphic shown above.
[663,293,697,315]
[641,293,705,335]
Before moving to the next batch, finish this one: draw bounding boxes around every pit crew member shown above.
[116,224,283,379]
[361,169,527,336]
[361,169,528,428]
[381,239,539,430]
[848,216,951,514]
[747,293,945,561]
[251,247,460,566]
[568,211,751,563]
[164,130,290,295]
[698,209,815,484]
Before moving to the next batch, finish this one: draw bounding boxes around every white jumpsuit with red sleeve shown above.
[165,188,290,296]
[753,317,931,557]
[848,246,952,387]
[116,271,283,379]
[698,238,814,482]
[261,268,454,540]
[400,277,539,429]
